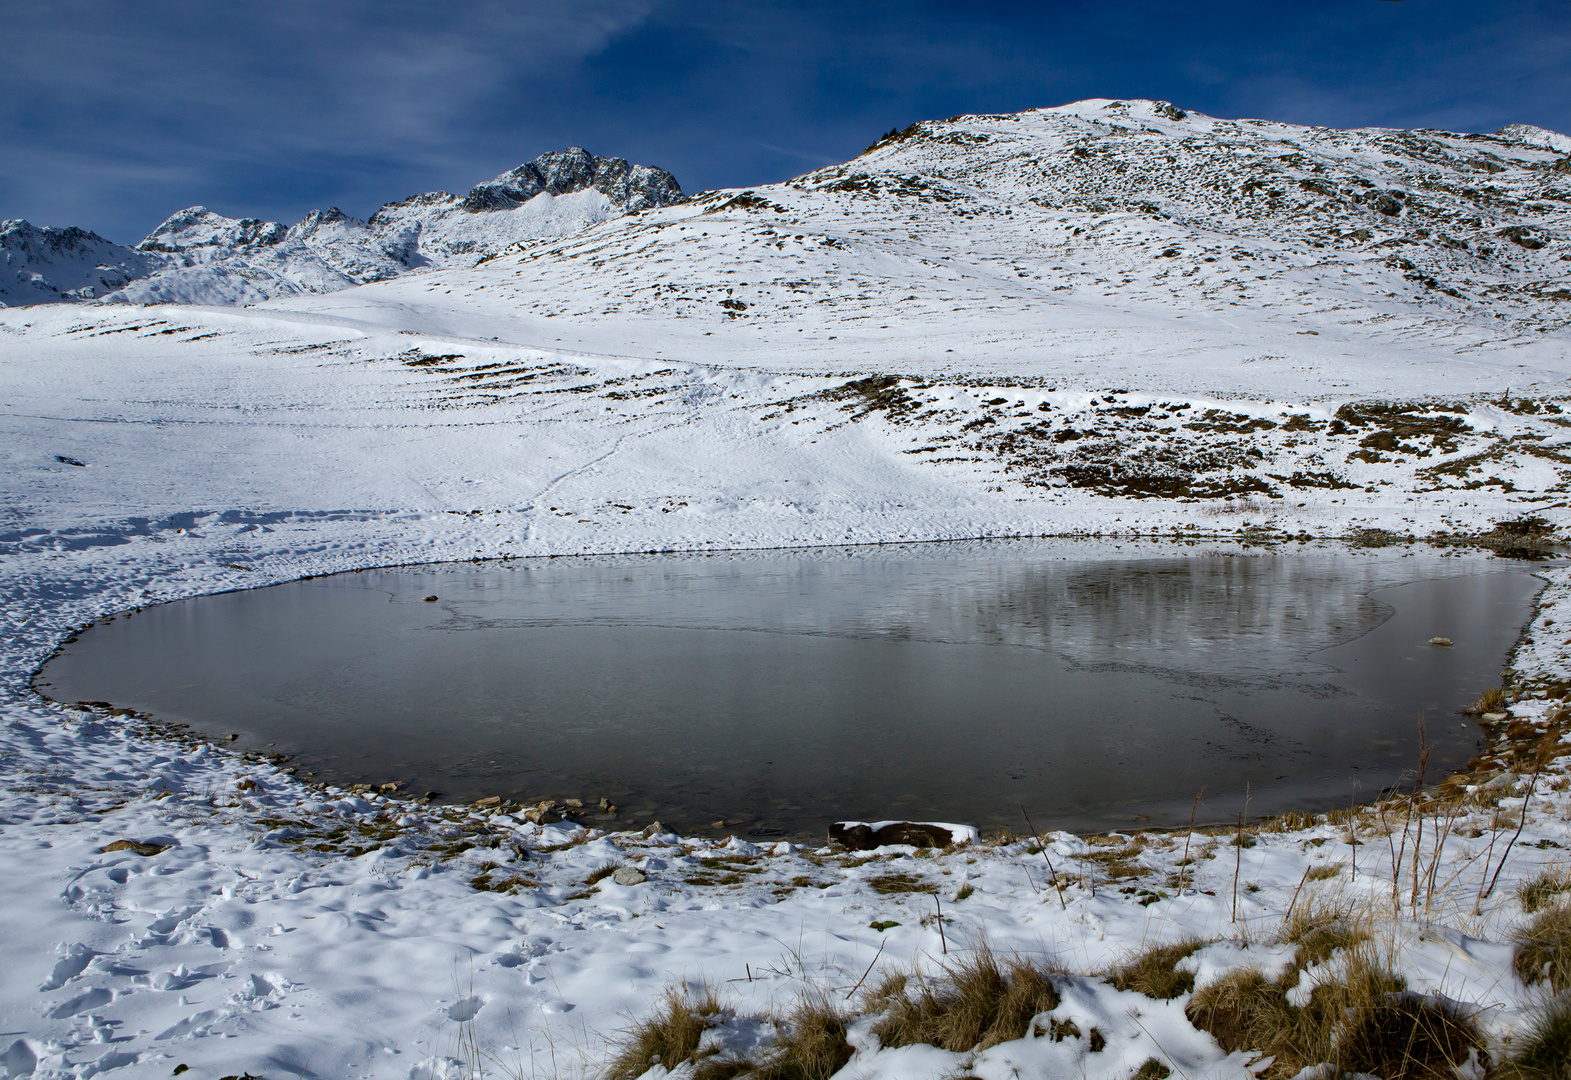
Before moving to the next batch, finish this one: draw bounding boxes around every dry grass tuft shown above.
[1467,686,1509,715]
[584,862,625,887]
[1496,992,1571,1080]
[1279,899,1370,969]
[604,985,851,1080]
[1520,870,1571,914]
[1107,937,1210,1000]
[1334,988,1483,1080]
[866,872,937,895]
[1131,1059,1172,1080]
[1186,949,1482,1080]
[692,1056,754,1080]
[1515,904,1571,994]
[1262,810,1319,833]
[1185,968,1298,1064]
[871,944,1060,1052]
[605,984,724,1080]
[749,991,853,1080]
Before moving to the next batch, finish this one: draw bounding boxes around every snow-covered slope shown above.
[0,148,684,307]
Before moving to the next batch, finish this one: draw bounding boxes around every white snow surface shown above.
[2,100,1571,1078]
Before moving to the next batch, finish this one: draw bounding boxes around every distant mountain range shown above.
[4,101,1569,337]
[0,148,683,307]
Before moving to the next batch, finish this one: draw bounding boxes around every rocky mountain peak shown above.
[137,207,288,254]
[1,219,155,304]
[296,207,356,229]
[459,148,683,214]
[1496,123,1571,155]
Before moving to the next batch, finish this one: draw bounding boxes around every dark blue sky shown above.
[4,0,1568,244]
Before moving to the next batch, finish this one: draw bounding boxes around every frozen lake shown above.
[36,541,1543,835]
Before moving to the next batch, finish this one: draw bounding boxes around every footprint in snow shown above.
[39,943,95,990]
[48,986,113,1018]
[446,996,483,1022]
[2,1041,38,1078]
[155,1010,218,1041]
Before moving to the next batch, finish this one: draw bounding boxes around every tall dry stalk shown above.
[1178,787,1204,894]
[1419,794,1465,917]
[1232,808,1244,923]
[1408,716,1431,912]
[1473,807,1503,917]
[1021,806,1066,910]
[1479,768,1541,905]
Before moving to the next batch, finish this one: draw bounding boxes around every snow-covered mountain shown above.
[369,98,1565,350]
[0,220,160,306]
[0,147,684,307]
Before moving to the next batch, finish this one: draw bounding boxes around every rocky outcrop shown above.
[366,148,684,268]
[457,147,683,214]
[1497,123,1571,155]
[137,206,287,253]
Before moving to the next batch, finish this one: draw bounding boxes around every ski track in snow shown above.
[2,98,1571,1079]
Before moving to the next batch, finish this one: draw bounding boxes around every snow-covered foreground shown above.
[3,292,1570,1079]
[4,98,1571,1079]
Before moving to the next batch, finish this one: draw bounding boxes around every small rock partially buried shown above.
[1480,772,1520,792]
[100,839,170,856]
[612,866,648,886]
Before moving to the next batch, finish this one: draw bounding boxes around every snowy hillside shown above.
[264,99,1571,511]
[349,97,1570,357]
[0,148,684,307]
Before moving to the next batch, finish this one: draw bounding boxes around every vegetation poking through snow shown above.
[1105,937,1209,1000]
[866,944,1062,1052]
[1185,947,1482,1080]
[1514,904,1571,994]
[1496,992,1571,1080]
